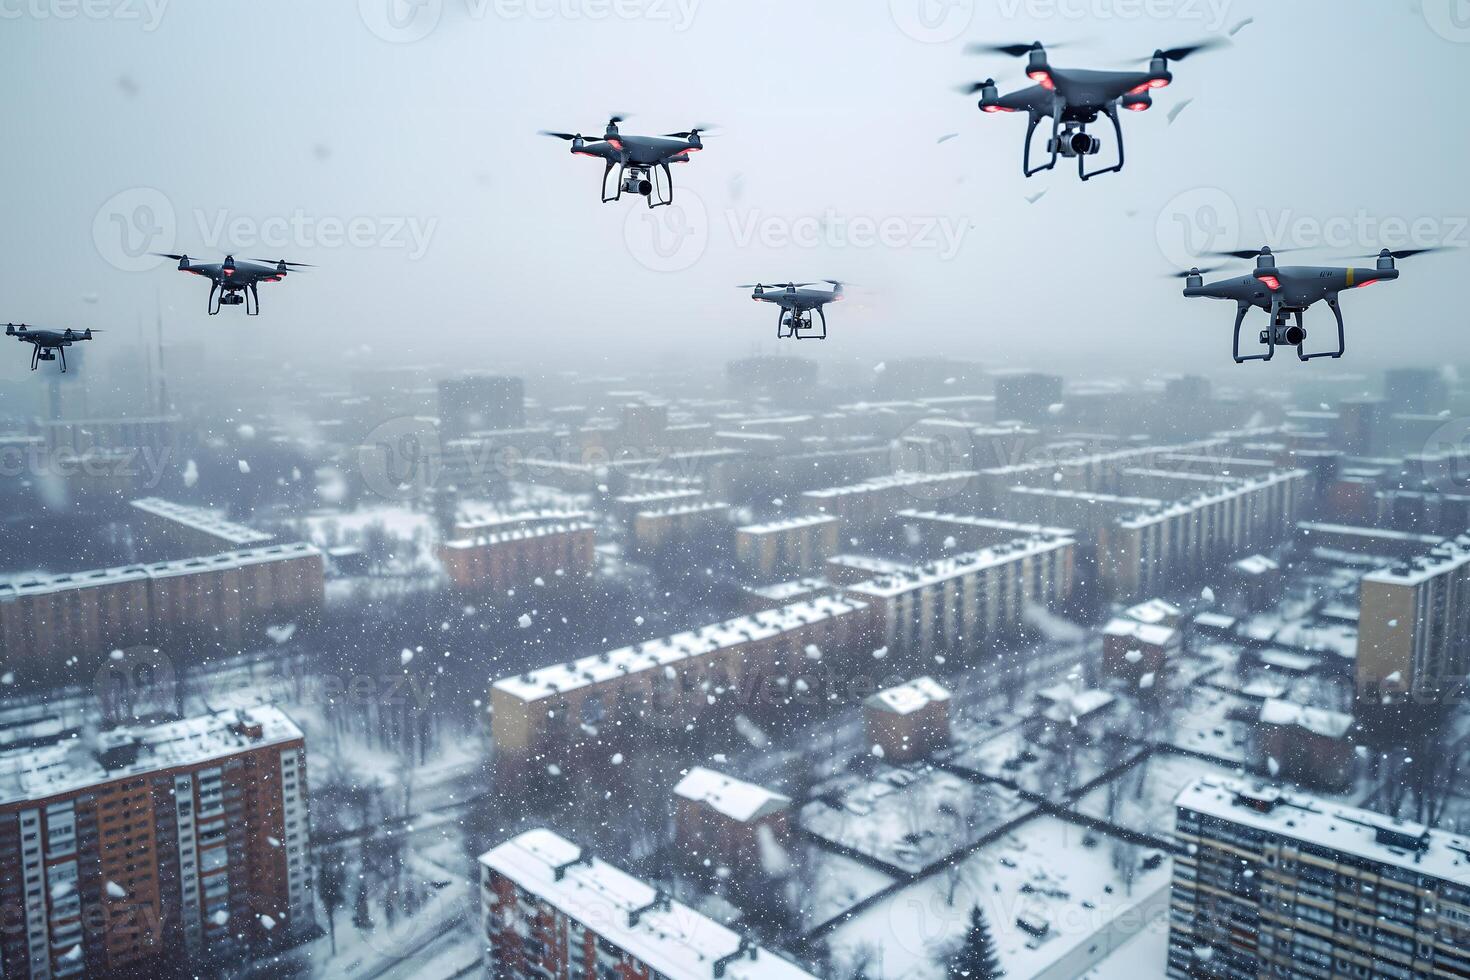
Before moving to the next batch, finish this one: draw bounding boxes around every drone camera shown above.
[1262,325,1307,347]
[1050,130,1100,157]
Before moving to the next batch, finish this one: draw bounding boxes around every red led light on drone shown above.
[1127,83,1150,95]
[1028,71,1055,90]
[1126,101,1149,111]
[1355,279,1377,288]
[1259,275,1281,291]
[982,105,1016,113]
[1149,77,1170,89]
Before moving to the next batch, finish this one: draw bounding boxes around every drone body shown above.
[1179,248,1415,363]
[154,253,312,315]
[962,40,1222,180]
[741,281,845,340]
[7,323,97,372]
[541,117,708,208]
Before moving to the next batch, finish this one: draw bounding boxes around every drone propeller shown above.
[956,78,999,95]
[967,40,1079,57]
[823,279,854,287]
[1118,38,1229,64]
[249,258,316,269]
[1202,246,1300,260]
[539,130,606,142]
[1342,247,1456,260]
[1164,267,1224,279]
[662,125,719,138]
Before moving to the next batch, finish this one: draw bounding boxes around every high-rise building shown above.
[992,370,1063,424]
[1169,776,1470,979]
[734,514,841,578]
[438,375,526,439]
[1357,536,1470,702]
[438,521,596,593]
[1383,367,1450,415]
[0,706,311,979]
[480,829,818,979]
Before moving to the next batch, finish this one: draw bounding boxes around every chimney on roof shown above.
[713,936,757,977]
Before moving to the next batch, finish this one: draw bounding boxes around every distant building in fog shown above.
[992,370,1062,423]
[1356,535,1470,703]
[1383,366,1449,415]
[438,374,525,438]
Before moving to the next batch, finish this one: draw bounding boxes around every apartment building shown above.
[1169,776,1470,979]
[480,829,818,980]
[844,534,1076,660]
[0,706,310,979]
[129,498,275,558]
[0,543,324,679]
[489,596,872,783]
[630,501,731,555]
[734,514,841,578]
[1357,536,1470,702]
[437,521,596,593]
[800,471,980,527]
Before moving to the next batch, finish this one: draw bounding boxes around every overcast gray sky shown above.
[2,0,1468,387]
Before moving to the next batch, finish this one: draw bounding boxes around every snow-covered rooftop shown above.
[1103,617,1180,649]
[674,767,791,822]
[0,705,302,806]
[441,521,594,550]
[1124,598,1181,626]
[492,596,867,703]
[845,536,1073,599]
[1363,536,1470,587]
[480,829,818,980]
[801,470,979,501]
[866,676,951,716]
[0,543,320,597]
[1257,699,1352,739]
[736,514,839,535]
[130,497,275,547]
[1176,777,1470,882]
[1233,554,1280,576]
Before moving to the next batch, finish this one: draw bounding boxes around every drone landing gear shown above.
[208,284,259,315]
[29,346,40,371]
[779,308,826,340]
[1233,303,1274,363]
[1297,296,1346,361]
[1023,111,1060,177]
[1079,105,1124,181]
[603,163,675,209]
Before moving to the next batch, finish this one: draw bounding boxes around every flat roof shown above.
[480,829,818,980]
[865,676,950,715]
[674,767,791,822]
[0,706,302,807]
[492,596,867,704]
[737,514,840,535]
[130,497,274,547]
[845,536,1073,599]
[1176,776,1470,882]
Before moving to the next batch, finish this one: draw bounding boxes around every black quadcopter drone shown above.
[1176,247,1447,363]
[153,253,313,315]
[741,281,847,340]
[7,323,98,372]
[960,39,1225,180]
[540,116,711,208]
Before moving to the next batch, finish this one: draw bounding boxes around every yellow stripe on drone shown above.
[1346,267,1356,288]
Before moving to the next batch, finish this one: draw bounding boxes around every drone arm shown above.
[1080,103,1125,181]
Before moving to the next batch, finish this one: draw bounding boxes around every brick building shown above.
[672,768,792,868]
[863,677,951,763]
[438,521,596,594]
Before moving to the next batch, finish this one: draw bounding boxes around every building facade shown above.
[1357,536,1470,702]
[734,514,841,579]
[438,522,596,594]
[0,707,310,979]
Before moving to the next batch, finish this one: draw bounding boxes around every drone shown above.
[7,323,98,372]
[1176,247,1446,363]
[959,39,1225,180]
[540,116,711,208]
[153,253,313,315]
[741,281,847,340]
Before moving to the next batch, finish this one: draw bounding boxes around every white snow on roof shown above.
[130,497,274,547]
[1176,777,1470,882]
[1124,598,1181,625]
[845,536,1072,599]
[736,514,839,535]
[492,596,867,703]
[674,767,791,822]
[1257,699,1352,739]
[1103,617,1179,649]
[441,521,593,550]
[0,706,302,806]
[865,676,950,716]
[480,829,818,980]
[1233,554,1280,576]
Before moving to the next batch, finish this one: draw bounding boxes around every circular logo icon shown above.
[889,0,975,43]
[888,416,976,502]
[1155,186,1240,271]
[623,186,710,273]
[94,646,177,725]
[92,187,176,273]
[359,0,443,43]
[359,417,443,500]
[1424,0,1470,43]
[1424,417,1470,489]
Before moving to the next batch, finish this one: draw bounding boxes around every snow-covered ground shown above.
[825,814,1173,980]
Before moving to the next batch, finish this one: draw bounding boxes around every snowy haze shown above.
[2,0,1469,383]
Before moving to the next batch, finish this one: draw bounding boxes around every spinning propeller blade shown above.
[1203,246,1300,260]
[956,79,998,95]
[1342,247,1457,260]
[1164,267,1224,279]
[539,130,605,142]
[249,258,316,268]
[967,40,1079,57]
